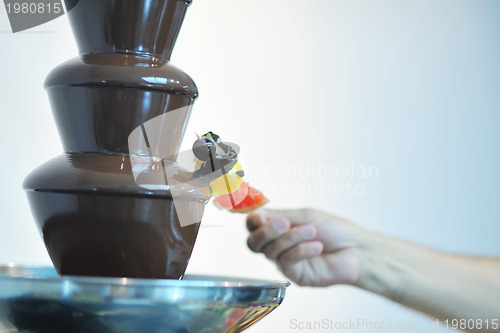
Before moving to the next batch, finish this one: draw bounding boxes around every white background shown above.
[1,1,500,332]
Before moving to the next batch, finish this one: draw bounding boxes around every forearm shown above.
[355,231,500,332]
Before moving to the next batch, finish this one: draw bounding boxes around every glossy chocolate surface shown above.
[65,0,192,60]
[47,84,194,154]
[24,0,202,279]
[27,191,201,279]
[23,153,208,199]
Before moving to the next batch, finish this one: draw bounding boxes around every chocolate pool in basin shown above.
[23,0,206,279]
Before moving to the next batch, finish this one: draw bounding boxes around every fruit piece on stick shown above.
[192,131,269,213]
[229,184,269,213]
[210,161,244,196]
[213,181,249,210]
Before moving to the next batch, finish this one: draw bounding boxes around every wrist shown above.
[353,230,412,302]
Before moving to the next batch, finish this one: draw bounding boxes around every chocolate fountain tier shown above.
[45,54,198,96]
[25,193,201,279]
[65,0,192,59]
[24,154,205,279]
[45,54,197,154]
[0,265,289,333]
[23,153,207,199]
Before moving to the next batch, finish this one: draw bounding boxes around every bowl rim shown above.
[0,264,291,289]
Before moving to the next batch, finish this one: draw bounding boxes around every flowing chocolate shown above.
[23,0,203,279]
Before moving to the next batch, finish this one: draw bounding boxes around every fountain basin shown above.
[0,265,289,333]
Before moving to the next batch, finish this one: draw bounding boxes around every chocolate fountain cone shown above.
[23,0,204,279]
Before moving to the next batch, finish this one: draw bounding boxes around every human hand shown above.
[247,208,369,287]
[248,208,500,328]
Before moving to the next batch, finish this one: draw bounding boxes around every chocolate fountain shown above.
[0,1,289,332]
[23,0,203,280]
